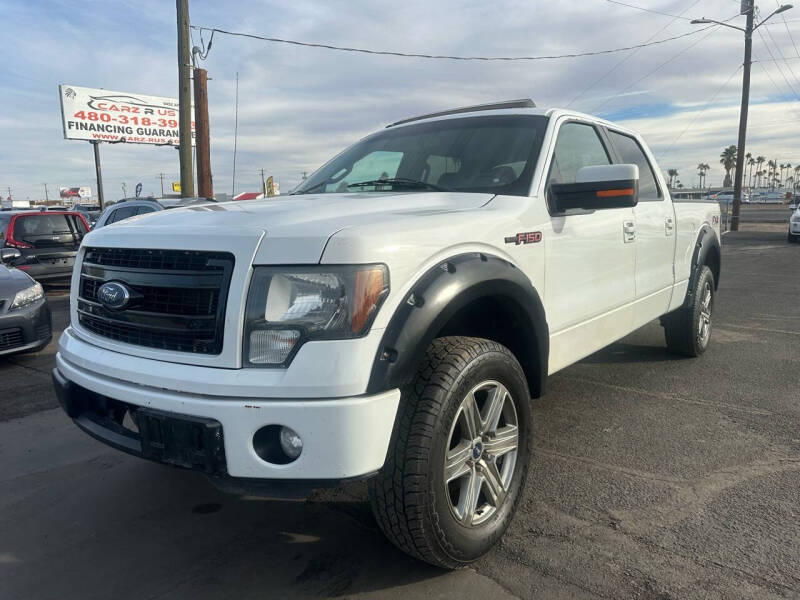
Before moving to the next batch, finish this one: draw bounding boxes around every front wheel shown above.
[369,336,531,569]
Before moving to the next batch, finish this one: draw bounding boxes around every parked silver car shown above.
[93,197,216,229]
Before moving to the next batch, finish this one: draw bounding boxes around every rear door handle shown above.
[665,216,675,236]
[623,220,636,243]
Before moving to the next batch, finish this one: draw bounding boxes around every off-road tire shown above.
[368,336,531,569]
[663,265,715,357]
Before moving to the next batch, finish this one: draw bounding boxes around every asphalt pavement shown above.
[2,228,799,599]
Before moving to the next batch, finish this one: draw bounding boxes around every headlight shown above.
[244,265,389,366]
[9,282,44,310]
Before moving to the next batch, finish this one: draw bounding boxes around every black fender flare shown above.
[366,252,549,398]
[685,225,721,307]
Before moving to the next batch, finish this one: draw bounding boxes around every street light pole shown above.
[691,2,793,231]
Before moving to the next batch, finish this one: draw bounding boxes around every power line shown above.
[761,4,800,90]
[602,0,694,21]
[756,27,800,99]
[191,25,717,62]
[660,64,743,155]
[753,52,793,99]
[568,0,702,107]
[590,25,721,113]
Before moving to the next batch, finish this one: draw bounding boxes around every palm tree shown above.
[720,146,737,188]
[756,156,766,188]
[768,160,777,190]
[667,169,679,189]
[747,156,756,189]
[785,163,792,189]
[696,163,707,190]
[794,165,800,190]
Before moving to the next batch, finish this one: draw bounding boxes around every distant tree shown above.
[747,156,756,188]
[755,156,766,188]
[696,162,711,190]
[768,160,777,190]
[720,146,737,188]
[667,169,679,189]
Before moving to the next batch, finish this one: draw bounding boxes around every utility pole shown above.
[176,0,195,198]
[260,169,267,196]
[157,172,165,196]
[730,4,754,231]
[193,67,213,198]
[92,141,105,209]
[692,2,793,231]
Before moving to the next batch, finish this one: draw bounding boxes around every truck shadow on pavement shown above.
[579,340,688,365]
[4,442,493,599]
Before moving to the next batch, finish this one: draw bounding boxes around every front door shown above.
[542,119,637,373]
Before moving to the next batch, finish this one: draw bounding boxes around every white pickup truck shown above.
[53,99,721,568]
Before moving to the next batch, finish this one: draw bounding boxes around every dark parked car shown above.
[93,197,216,228]
[0,211,90,282]
[0,249,52,356]
[69,204,101,227]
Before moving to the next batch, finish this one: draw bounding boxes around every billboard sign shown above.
[59,84,194,146]
[60,186,92,199]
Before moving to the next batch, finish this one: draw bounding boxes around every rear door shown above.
[11,213,82,279]
[605,130,675,327]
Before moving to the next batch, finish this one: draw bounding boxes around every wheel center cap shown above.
[472,441,484,460]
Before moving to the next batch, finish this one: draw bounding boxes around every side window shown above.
[136,206,157,216]
[108,205,138,224]
[73,216,88,234]
[549,122,611,186]
[607,131,661,200]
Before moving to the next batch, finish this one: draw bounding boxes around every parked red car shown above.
[0,211,90,282]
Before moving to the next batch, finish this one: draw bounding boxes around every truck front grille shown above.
[77,247,234,355]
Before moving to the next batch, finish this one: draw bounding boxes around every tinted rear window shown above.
[13,214,72,239]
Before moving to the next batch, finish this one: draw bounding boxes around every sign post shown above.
[92,141,104,209]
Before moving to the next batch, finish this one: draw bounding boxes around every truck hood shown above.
[85,192,494,263]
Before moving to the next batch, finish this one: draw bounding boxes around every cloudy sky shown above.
[2,0,800,202]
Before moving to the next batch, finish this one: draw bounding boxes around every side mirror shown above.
[550,164,639,213]
[1,248,22,264]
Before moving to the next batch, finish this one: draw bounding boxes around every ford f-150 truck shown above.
[52,99,721,568]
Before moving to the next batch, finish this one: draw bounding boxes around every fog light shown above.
[280,426,303,460]
[248,329,300,364]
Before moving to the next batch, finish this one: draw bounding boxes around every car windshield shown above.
[292,114,548,197]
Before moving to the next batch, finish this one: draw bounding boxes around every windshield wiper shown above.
[347,178,451,192]
[290,180,326,195]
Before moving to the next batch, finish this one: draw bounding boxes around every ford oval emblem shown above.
[97,281,131,310]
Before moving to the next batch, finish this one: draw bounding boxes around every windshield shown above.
[292,114,548,197]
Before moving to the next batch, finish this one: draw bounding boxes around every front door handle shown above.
[665,216,675,236]
[623,220,636,243]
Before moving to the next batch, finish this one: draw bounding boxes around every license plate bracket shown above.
[135,407,226,474]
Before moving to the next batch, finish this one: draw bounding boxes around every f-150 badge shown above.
[505,231,542,245]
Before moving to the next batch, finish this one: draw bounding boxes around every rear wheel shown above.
[789,232,798,243]
[663,265,715,357]
[369,336,531,569]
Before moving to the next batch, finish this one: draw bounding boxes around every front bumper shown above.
[0,297,52,356]
[790,221,800,235]
[53,348,400,491]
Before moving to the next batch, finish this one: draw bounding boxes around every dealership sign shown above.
[59,84,194,146]
[59,186,92,199]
